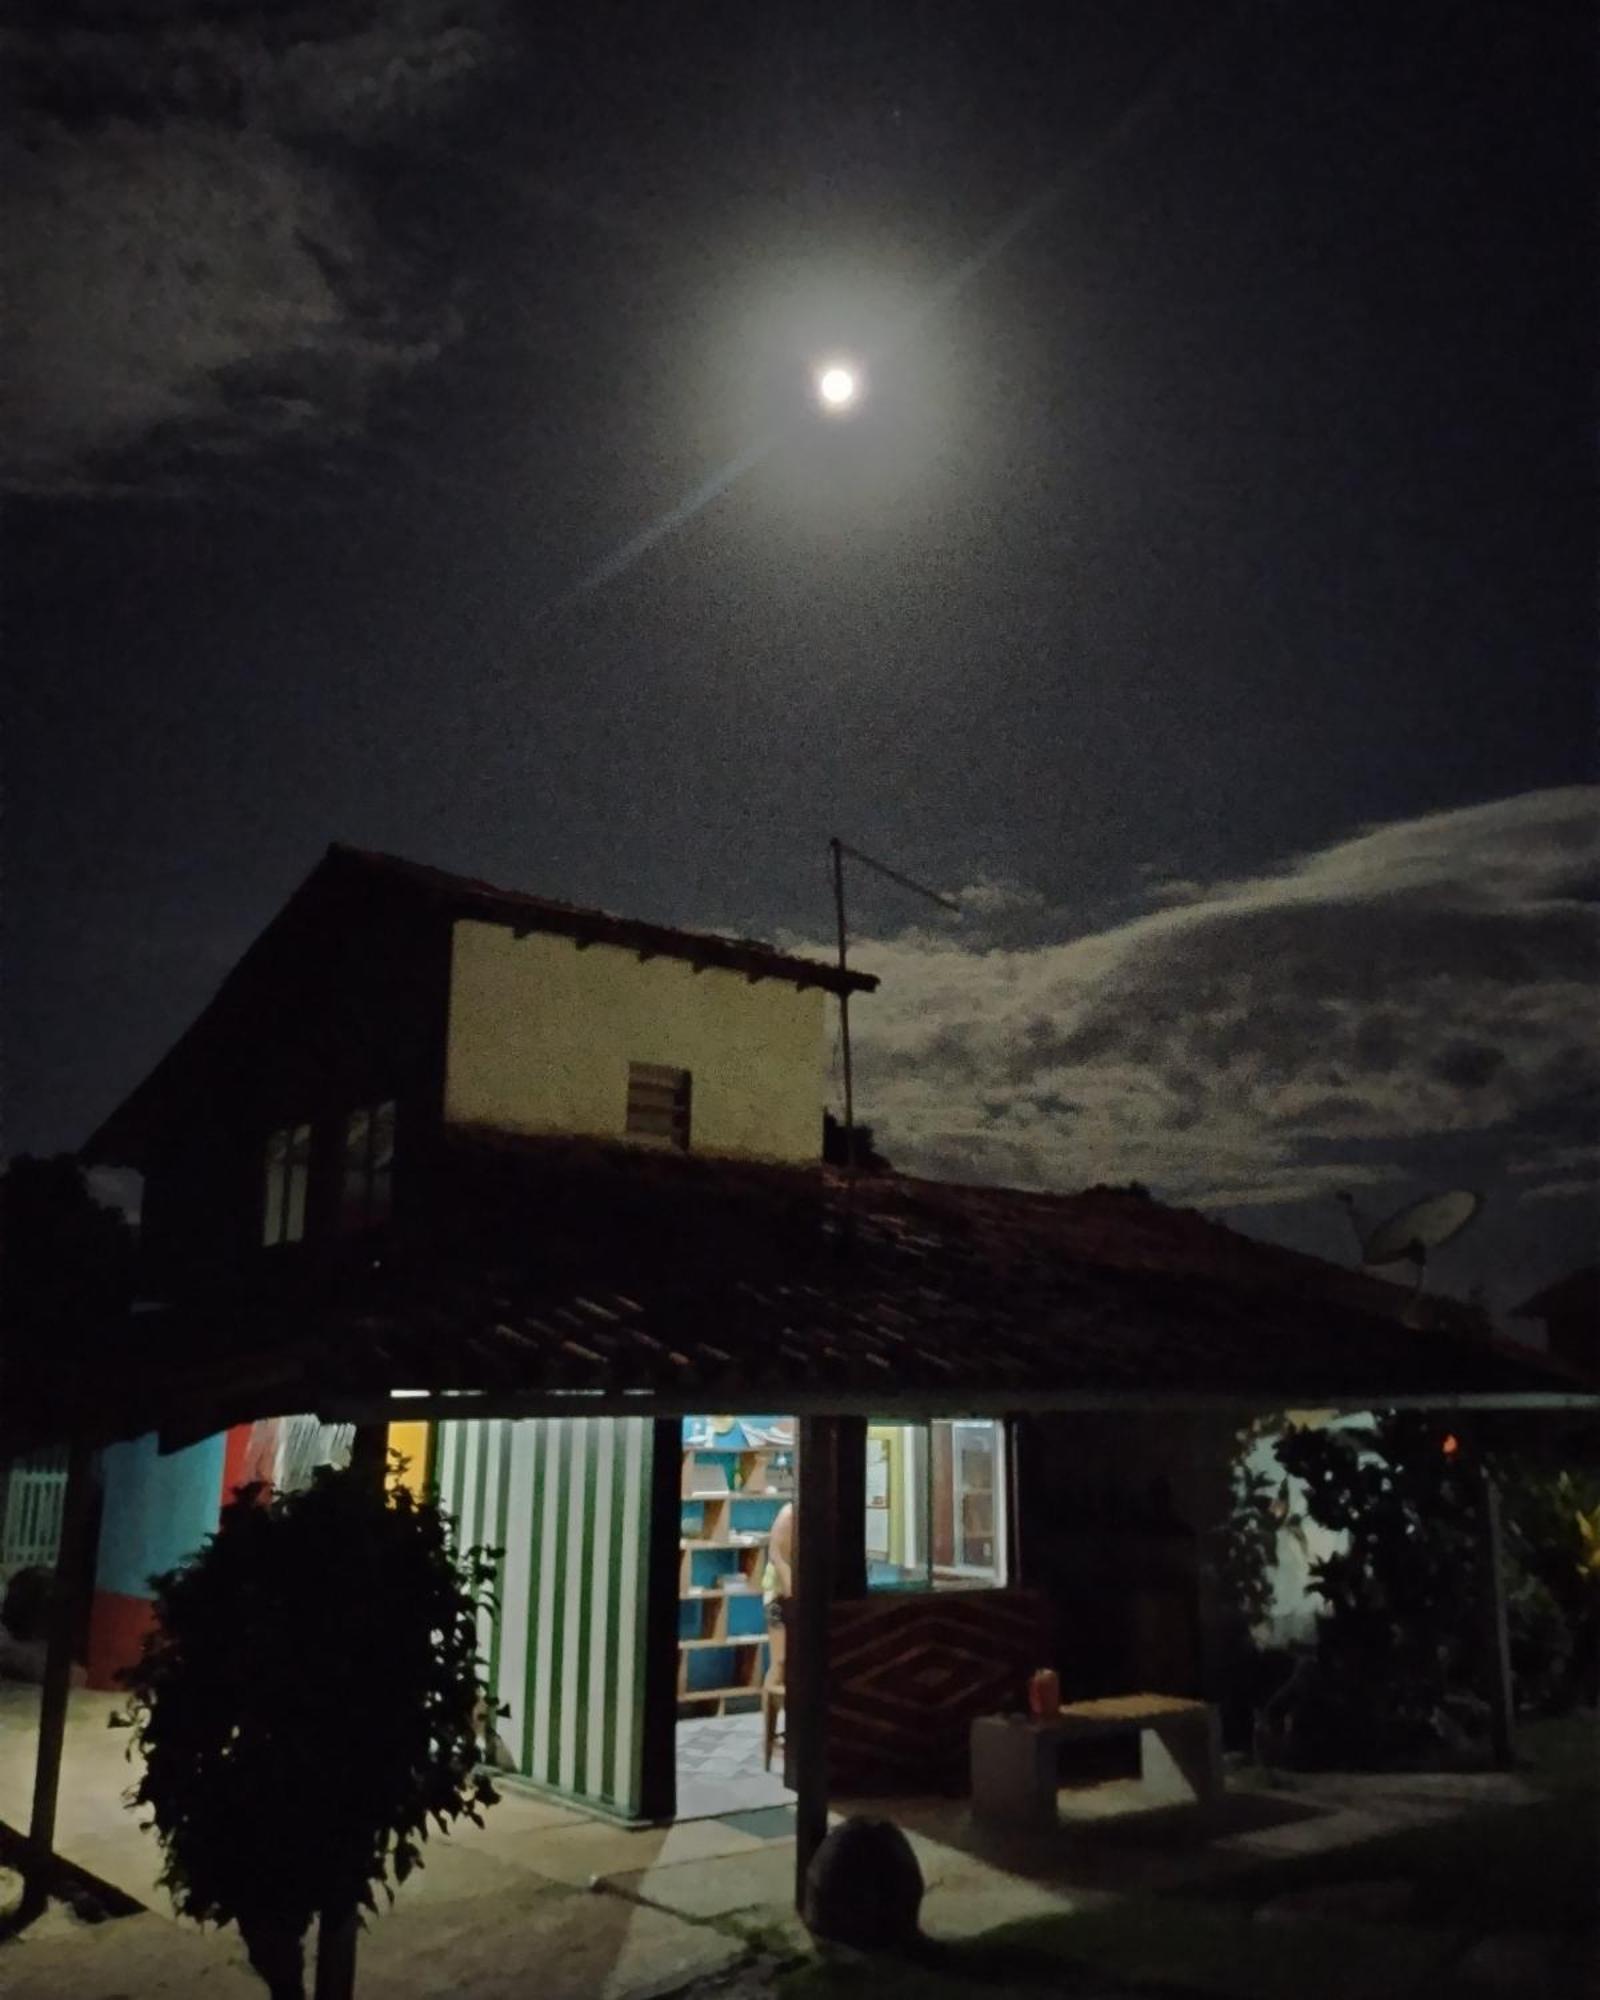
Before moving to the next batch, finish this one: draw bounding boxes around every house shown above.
[1515,1266,1599,1384]
[75,842,872,1707]
[49,844,1592,1835]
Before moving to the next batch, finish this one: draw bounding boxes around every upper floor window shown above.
[262,1124,311,1246]
[865,1419,1007,1592]
[341,1101,396,1231]
[625,1063,692,1150]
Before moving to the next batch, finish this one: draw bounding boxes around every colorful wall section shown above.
[87,1431,231,1688]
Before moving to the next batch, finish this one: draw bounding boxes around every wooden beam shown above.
[1474,1464,1516,1768]
[832,1419,867,1600]
[792,1415,838,1916]
[637,1419,685,1822]
[309,1424,391,2000]
[348,1422,389,1491]
[313,1385,1600,1429]
[1004,1415,1025,1586]
[20,1436,95,1925]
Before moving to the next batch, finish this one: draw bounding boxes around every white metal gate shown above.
[2,1447,70,1579]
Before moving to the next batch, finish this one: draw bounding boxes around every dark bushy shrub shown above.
[118,1462,499,1999]
[1,1565,52,1644]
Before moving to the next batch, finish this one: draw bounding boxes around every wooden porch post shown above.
[832,1418,867,1600]
[20,1435,95,1925]
[311,1424,390,2000]
[638,1418,686,1823]
[347,1422,389,1490]
[792,1414,838,1914]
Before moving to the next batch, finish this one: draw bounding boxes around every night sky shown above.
[6,1,1596,1315]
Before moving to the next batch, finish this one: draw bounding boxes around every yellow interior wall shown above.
[868,1423,910,1567]
[386,1422,430,1496]
[443,920,828,1162]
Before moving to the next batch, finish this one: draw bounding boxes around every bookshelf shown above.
[677,1425,793,1716]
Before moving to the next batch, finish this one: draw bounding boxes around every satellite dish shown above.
[1333,1188,1483,1328]
[1359,1189,1481,1269]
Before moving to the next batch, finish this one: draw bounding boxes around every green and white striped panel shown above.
[435,1416,653,1818]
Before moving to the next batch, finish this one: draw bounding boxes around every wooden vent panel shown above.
[626,1063,692,1149]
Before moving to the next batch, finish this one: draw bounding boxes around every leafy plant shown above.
[117,1458,501,2000]
[1268,1413,1498,1761]
[1215,1419,1308,1638]
[1495,1464,1600,1710]
[1260,1417,1600,1768]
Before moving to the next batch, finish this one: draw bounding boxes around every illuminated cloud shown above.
[786,788,1600,1218]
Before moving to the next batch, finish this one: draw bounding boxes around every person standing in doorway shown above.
[764,1499,794,1637]
[761,1499,794,1768]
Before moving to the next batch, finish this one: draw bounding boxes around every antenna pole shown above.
[828,837,958,1175]
[830,838,855,1155]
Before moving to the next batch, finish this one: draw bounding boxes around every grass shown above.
[772,1714,1598,2000]
[777,1904,1458,2000]
[1200,1713,1599,1937]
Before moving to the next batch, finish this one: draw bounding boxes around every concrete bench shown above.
[971,1693,1222,1830]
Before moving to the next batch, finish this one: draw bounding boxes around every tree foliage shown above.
[1255,1414,1597,1768]
[1272,1413,1487,1755]
[1496,1461,1600,1709]
[117,1461,499,1992]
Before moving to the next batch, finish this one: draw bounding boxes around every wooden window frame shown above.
[339,1099,396,1234]
[262,1122,312,1247]
[865,1418,1008,1594]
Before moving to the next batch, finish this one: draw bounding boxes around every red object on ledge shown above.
[1028,1667,1061,1719]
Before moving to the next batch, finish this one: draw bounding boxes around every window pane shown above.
[263,1129,288,1245]
[285,1124,311,1243]
[931,1420,1005,1587]
[341,1108,372,1231]
[368,1100,395,1224]
[865,1422,930,1590]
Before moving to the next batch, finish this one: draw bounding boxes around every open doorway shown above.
[675,1415,795,1820]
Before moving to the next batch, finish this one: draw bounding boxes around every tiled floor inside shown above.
[675,1709,793,1822]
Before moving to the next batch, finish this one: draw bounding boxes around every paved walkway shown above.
[676,1710,791,1820]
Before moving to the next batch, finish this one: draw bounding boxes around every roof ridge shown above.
[324,843,875,995]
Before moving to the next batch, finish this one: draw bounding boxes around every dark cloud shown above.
[1429,1042,1509,1092]
[2,2,508,493]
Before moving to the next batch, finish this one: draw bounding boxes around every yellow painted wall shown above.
[443,921,828,1162]
[386,1422,430,1496]
[868,1423,912,1568]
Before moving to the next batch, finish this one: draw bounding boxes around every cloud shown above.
[1517,1179,1597,1208]
[2,3,505,494]
[788,788,1600,1217]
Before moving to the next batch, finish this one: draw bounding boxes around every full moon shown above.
[816,363,859,411]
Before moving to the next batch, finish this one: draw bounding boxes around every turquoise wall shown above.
[96,1432,226,1598]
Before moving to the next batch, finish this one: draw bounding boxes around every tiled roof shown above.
[37,1136,1586,1451]
[327,845,877,996]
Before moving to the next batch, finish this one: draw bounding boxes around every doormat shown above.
[715,1805,797,1841]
